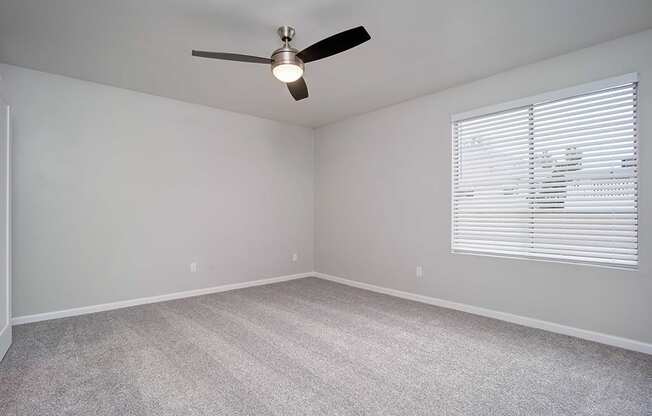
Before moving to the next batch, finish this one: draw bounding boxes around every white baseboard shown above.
[313,272,652,355]
[0,322,11,361]
[12,272,313,325]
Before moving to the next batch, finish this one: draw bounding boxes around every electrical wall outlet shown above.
[416,265,424,278]
[190,261,198,273]
[292,253,299,262]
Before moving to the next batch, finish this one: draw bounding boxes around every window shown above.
[451,74,638,269]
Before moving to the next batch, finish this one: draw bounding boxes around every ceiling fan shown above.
[192,25,371,101]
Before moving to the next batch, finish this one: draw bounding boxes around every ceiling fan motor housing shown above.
[271,46,304,72]
[271,26,304,76]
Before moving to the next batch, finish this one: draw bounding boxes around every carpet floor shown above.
[1,277,650,415]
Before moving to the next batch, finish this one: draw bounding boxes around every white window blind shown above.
[452,74,638,269]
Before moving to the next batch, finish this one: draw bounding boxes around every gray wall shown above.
[315,30,652,344]
[0,64,314,317]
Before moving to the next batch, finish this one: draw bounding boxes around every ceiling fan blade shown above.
[191,50,271,64]
[297,26,370,64]
[287,77,309,101]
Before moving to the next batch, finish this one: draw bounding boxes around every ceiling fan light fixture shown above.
[272,63,304,83]
[271,45,304,83]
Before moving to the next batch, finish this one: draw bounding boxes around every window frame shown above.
[450,73,639,270]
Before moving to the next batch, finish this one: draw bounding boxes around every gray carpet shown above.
[1,277,650,415]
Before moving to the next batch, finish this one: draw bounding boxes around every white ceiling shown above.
[1,0,651,127]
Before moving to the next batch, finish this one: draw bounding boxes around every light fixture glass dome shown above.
[272,63,304,83]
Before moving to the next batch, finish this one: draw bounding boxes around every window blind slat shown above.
[454,239,637,250]
[454,248,638,267]
[456,151,636,175]
[454,223,637,231]
[452,80,638,269]
[454,187,638,199]
[535,85,634,111]
[535,96,634,119]
[453,245,638,263]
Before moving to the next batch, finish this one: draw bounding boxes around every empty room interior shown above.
[1,1,651,415]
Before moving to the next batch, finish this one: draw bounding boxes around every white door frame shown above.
[0,98,11,361]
